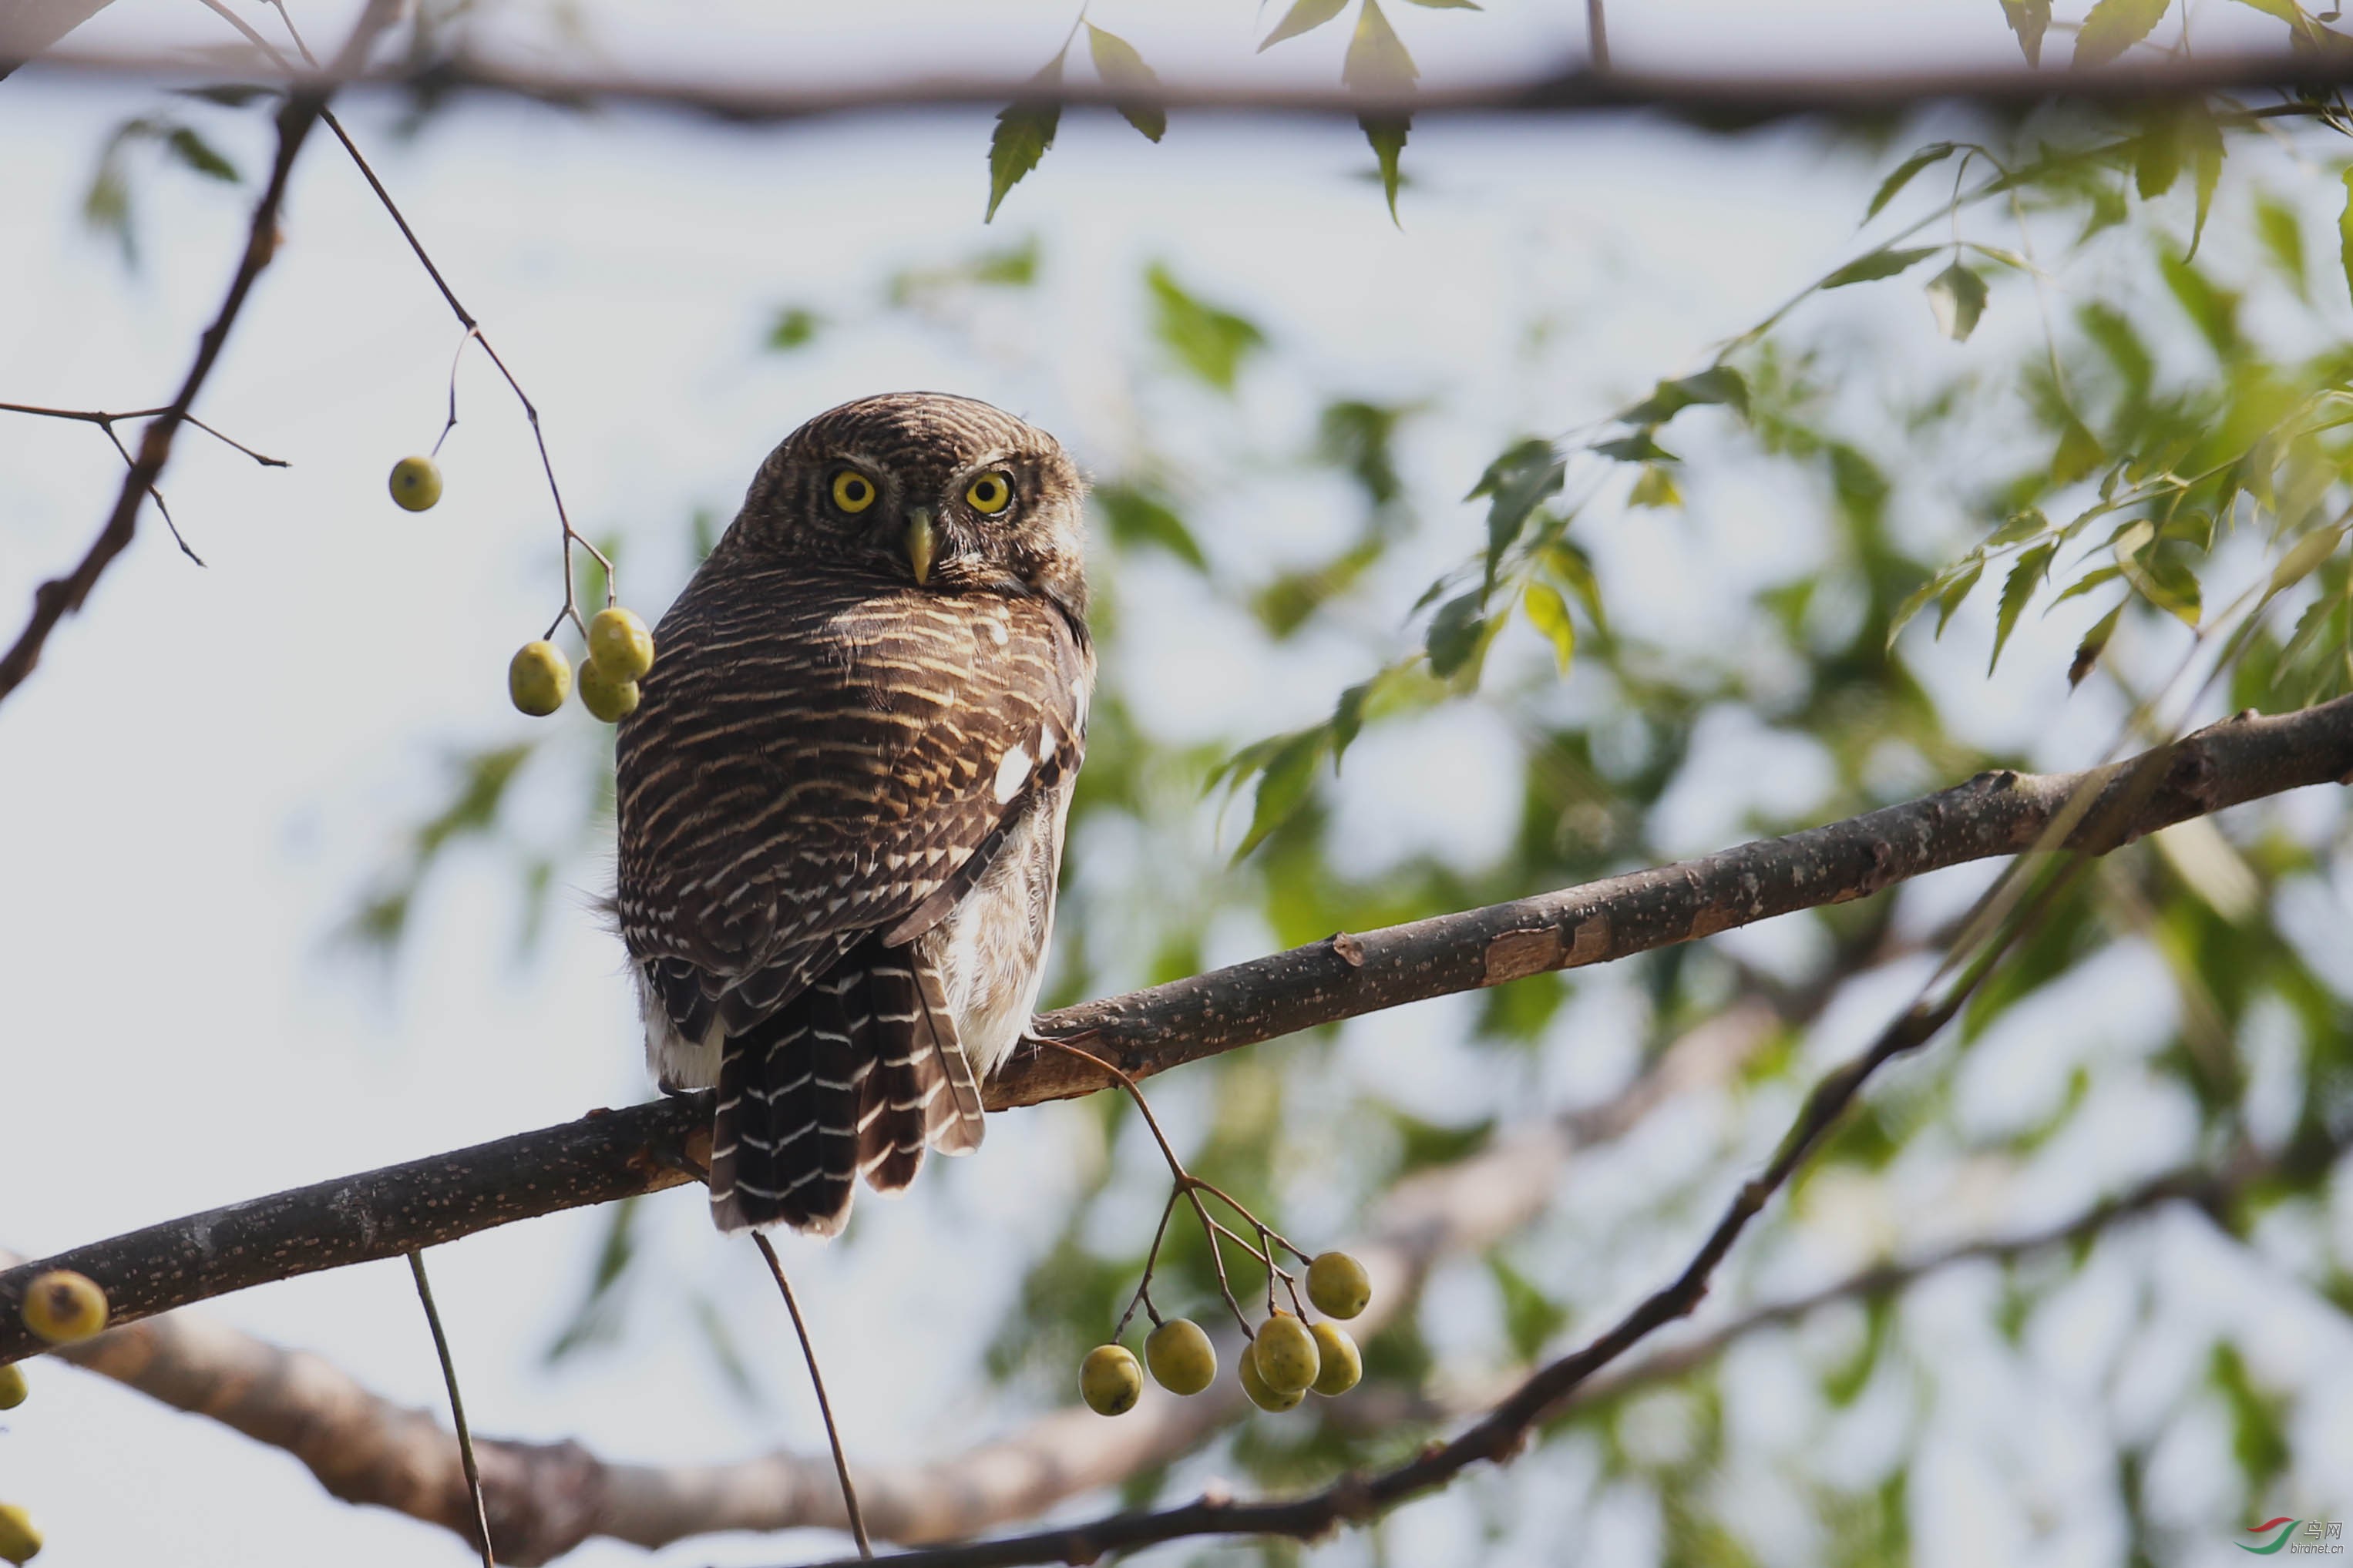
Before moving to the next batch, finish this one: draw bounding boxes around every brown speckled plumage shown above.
[614,392,1092,1234]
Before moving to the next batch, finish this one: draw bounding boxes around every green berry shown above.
[1251,1311,1319,1395]
[1080,1344,1142,1416]
[1306,1251,1371,1320]
[576,656,640,724]
[1309,1321,1361,1396]
[388,456,442,512]
[1145,1318,1216,1395]
[1239,1338,1305,1412]
[21,1271,106,1345]
[508,640,571,717]
[0,1365,23,1411]
[0,1503,38,1565]
[587,606,655,682]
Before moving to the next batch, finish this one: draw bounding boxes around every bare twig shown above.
[0,97,318,704]
[0,694,2345,1362]
[188,0,617,641]
[751,1234,874,1562]
[0,0,400,711]
[409,1251,498,1568]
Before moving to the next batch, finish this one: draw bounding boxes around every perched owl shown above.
[613,392,1092,1235]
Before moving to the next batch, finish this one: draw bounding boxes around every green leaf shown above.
[175,83,277,107]
[1619,365,1749,425]
[1522,580,1576,673]
[1544,542,1610,637]
[2133,115,2182,199]
[1093,481,1208,570]
[766,307,822,351]
[1627,464,1682,509]
[1474,441,1567,588]
[2339,166,2353,308]
[1865,143,1958,220]
[163,126,239,183]
[1343,0,1420,92]
[2186,106,2224,257]
[1999,0,2052,65]
[1233,729,1327,861]
[1146,264,1266,392]
[2052,416,2106,485]
[1991,542,2056,671]
[2254,191,2310,301]
[1085,24,1166,143]
[1935,559,1985,636]
[1425,590,1488,678]
[1488,1256,1566,1362]
[1259,0,1350,50]
[2069,600,2124,688]
[1592,431,1678,463]
[1821,246,1942,288]
[985,57,1065,223]
[1989,508,2050,547]
[2052,563,2123,605]
[1360,114,1410,224]
[2228,0,2306,23]
[2160,249,2240,357]
[2072,0,2172,67]
[2267,522,2345,599]
[1924,261,1989,341]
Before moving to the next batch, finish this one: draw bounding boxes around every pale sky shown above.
[3,5,2351,1566]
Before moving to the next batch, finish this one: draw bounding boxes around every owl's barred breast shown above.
[614,552,1091,1080]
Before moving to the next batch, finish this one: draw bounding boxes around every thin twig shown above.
[408,1251,497,1568]
[197,0,617,639]
[0,95,321,706]
[1585,0,1608,70]
[752,1234,875,1561]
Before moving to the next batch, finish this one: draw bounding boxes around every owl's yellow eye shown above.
[832,470,877,513]
[965,471,1013,515]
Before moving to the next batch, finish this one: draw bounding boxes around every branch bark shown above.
[8,1001,1782,1563]
[17,42,2353,122]
[0,696,2345,1365]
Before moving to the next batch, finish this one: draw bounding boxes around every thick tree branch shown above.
[16,44,2353,122]
[7,1002,1782,1563]
[0,698,2344,1365]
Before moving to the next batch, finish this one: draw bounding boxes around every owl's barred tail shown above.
[708,940,987,1235]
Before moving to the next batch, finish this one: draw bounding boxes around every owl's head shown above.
[732,391,1087,616]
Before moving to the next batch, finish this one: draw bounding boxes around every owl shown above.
[613,392,1092,1235]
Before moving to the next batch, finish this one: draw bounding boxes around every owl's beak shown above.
[904,507,936,586]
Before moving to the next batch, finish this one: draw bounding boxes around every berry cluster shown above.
[509,606,654,724]
[1080,1249,1372,1418]
[382,456,650,724]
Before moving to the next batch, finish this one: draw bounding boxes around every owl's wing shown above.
[614,562,1090,1036]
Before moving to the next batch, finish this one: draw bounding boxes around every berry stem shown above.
[405,1251,497,1568]
[753,1233,875,1561]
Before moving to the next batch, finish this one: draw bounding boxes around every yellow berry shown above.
[1309,1321,1361,1396]
[576,656,640,724]
[0,1503,38,1565]
[1079,1344,1142,1416]
[587,606,655,682]
[1145,1318,1216,1396]
[1306,1251,1371,1320]
[1239,1338,1304,1412]
[0,1365,23,1410]
[1251,1311,1319,1395]
[508,640,570,717]
[388,456,442,512]
[21,1271,106,1345]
